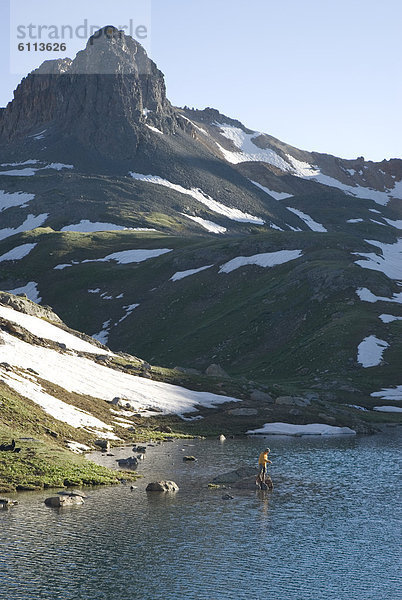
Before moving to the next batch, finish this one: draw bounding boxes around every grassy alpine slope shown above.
[1,225,401,411]
[0,287,399,495]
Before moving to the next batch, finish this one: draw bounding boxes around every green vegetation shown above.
[0,439,127,493]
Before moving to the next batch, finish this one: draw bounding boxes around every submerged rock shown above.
[183,456,197,462]
[146,481,179,492]
[212,466,257,485]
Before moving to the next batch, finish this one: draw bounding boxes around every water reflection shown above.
[0,430,401,600]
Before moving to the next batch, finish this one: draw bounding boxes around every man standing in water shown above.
[257,448,272,489]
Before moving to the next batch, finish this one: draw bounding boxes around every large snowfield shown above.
[213,123,402,205]
[0,306,241,436]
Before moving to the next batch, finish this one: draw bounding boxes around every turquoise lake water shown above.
[1,429,401,600]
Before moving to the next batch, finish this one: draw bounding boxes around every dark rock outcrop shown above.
[0,26,189,159]
[0,292,62,323]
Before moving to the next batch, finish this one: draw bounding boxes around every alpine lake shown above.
[1,428,400,600]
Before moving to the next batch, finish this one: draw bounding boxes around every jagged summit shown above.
[0,26,186,155]
[35,26,160,77]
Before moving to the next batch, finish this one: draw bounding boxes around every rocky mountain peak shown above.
[0,27,186,158]
[79,26,152,75]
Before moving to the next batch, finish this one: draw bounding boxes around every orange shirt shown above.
[258,451,270,465]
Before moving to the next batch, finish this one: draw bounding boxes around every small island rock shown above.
[146,481,179,492]
[45,494,84,507]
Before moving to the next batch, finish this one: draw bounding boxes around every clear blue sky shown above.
[1,0,401,161]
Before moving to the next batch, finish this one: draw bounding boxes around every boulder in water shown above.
[146,481,179,492]
[117,456,138,468]
[45,494,84,507]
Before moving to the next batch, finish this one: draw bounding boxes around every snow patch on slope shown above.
[115,304,140,325]
[54,248,172,269]
[373,405,402,413]
[357,335,389,367]
[356,288,402,304]
[383,218,402,230]
[0,213,48,240]
[130,172,264,224]
[0,304,110,354]
[247,422,356,436]
[92,320,112,345]
[249,180,293,200]
[285,156,402,206]
[0,243,37,262]
[182,214,227,234]
[286,207,328,232]
[1,370,117,437]
[219,250,303,274]
[145,124,163,135]
[213,124,291,170]
[171,265,213,282]
[379,314,402,323]
[6,282,42,303]
[61,220,129,232]
[354,239,402,280]
[0,190,35,212]
[0,163,73,176]
[371,386,402,401]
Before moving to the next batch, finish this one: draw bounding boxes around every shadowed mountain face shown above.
[0,28,401,412]
[0,27,186,159]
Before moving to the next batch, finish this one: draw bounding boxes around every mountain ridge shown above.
[0,27,401,423]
